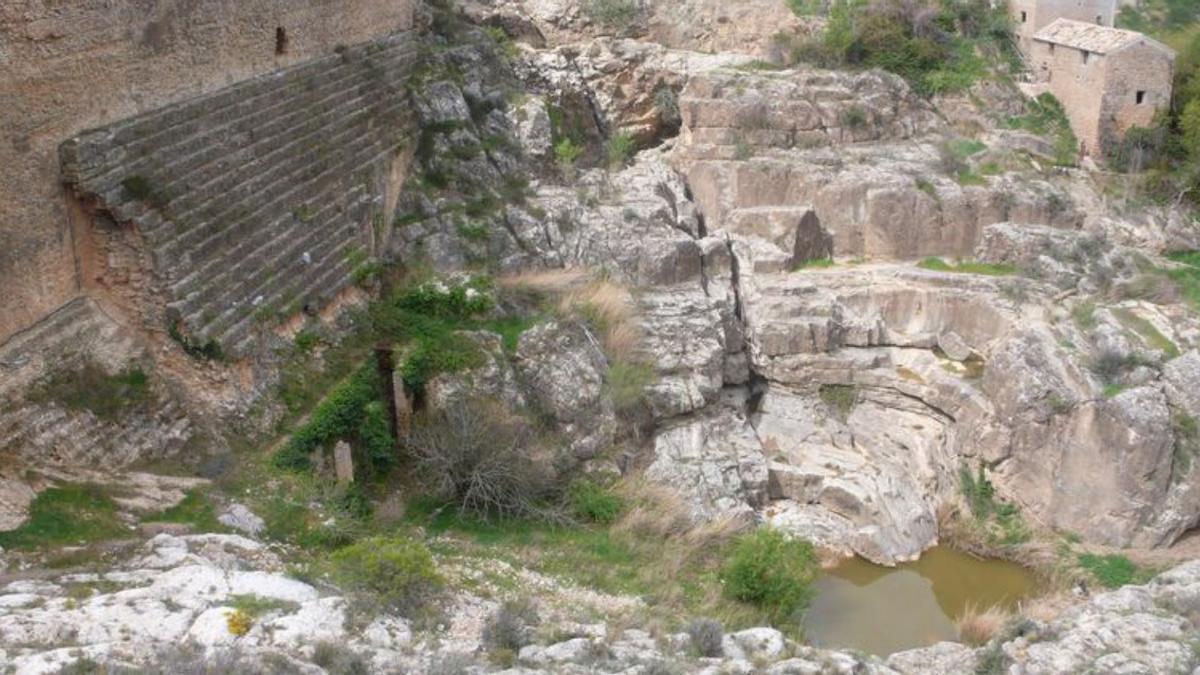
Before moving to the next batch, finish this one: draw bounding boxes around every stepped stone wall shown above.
[0,0,417,346]
[60,32,421,358]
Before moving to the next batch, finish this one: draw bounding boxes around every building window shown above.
[1082,50,1089,64]
[1096,15,1103,25]
[275,27,288,56]
[1021,10,1027,23]
[1136,90,1147,104]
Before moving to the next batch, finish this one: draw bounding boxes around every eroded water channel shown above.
[804,546,1037,656]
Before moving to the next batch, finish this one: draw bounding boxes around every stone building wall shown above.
[1029,39,1173,154]
[1011,0,1118,53]
[1029,40,1110,153]
[1097,42,1175,146]
[60,33,421,358]
[0,0,417,346]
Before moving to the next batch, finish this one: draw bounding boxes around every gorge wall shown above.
[0,0,417,345]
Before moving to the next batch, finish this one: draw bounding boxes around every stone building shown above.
[1027,19,1174,156]
[1009,0,1119,54]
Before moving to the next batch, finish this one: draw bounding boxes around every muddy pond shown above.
[804,546,1037,656]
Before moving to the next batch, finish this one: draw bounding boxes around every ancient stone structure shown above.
[1010,0,1119,53]
[0,0,417,346]
[61,33,420,357]
[1027,19,1174,155]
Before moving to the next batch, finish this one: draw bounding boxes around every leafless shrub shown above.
[407,398,559,520]
[686,617,725,657]
[482,598,540,652]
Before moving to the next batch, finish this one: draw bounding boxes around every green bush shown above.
[567,479,624,524]
[273,365,382,471]
[331,536,443,615]
[720,528,818,622]
[606,131,637,168]
[554,138,584,167]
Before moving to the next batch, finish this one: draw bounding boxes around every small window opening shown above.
[1020,10,1027,23]
[1097,15,1104,24]
[275,27,288,56]
[1136,90,1147,104]
[1082,50,1090,64]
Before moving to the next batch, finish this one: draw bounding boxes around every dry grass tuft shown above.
[557,280,640,358]
[956,602,1009,646]
[496,268,590,295]
[1017,590,1072,624]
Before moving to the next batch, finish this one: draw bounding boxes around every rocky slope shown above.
[3,529,1199,674]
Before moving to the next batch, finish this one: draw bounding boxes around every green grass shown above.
[793,257,836,271]
[1166,250,1200,313]
[1103,383,1126,398]
[917,257,1018,276]
[0,484,128,550]
[1111,307,1180,359]
[1003,93,1078,166]
[1077,553,1141,588]
[228,594,301,618]
[819,384,857,421]
[404,499,785,632]
[481,315,541,353]
[141,490,223,532]
[959,465,1031,546]
[607,361,658,412]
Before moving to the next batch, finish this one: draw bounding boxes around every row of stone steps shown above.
[61,32,419,358]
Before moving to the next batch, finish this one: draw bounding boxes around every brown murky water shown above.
[803,546,1037,656]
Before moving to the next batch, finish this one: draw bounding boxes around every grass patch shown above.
[1003,93,1078,166]
[959,465,1030,546]
[141,490,222,532]
[1111,307,1180,359]
[793,257,836,271]
[0,484,128,550]
[819,384,857,421]
[917,257,1018,276]
[1166,250,1200,313]
[29,362,153,422]
[228,594,301,618]
[481,315,541,353]
[607,361,658,413]
[1077,553,1141,588]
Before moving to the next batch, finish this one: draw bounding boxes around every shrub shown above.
[606,131,637,168]
[311,642,370,675]
[607,361,657,412]
[720,528,818,622]
[407,399,557,521]
[482,598,540,653]
[686,617,725,657]
[839,105,869,129]
[225,609,253,636]
[581,0,639,31]
[331,536,442,615]
[819,383,857,421]
[555,138,584,167]
[273,364,382,471]
[567,479,624,524]
[1087,349,1139,386]
[29,361,153,422]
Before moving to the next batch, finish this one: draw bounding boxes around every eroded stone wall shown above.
[60,32,420,358]
[0,0,417,345]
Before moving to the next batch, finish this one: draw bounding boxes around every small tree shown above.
[720,528,818,622]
